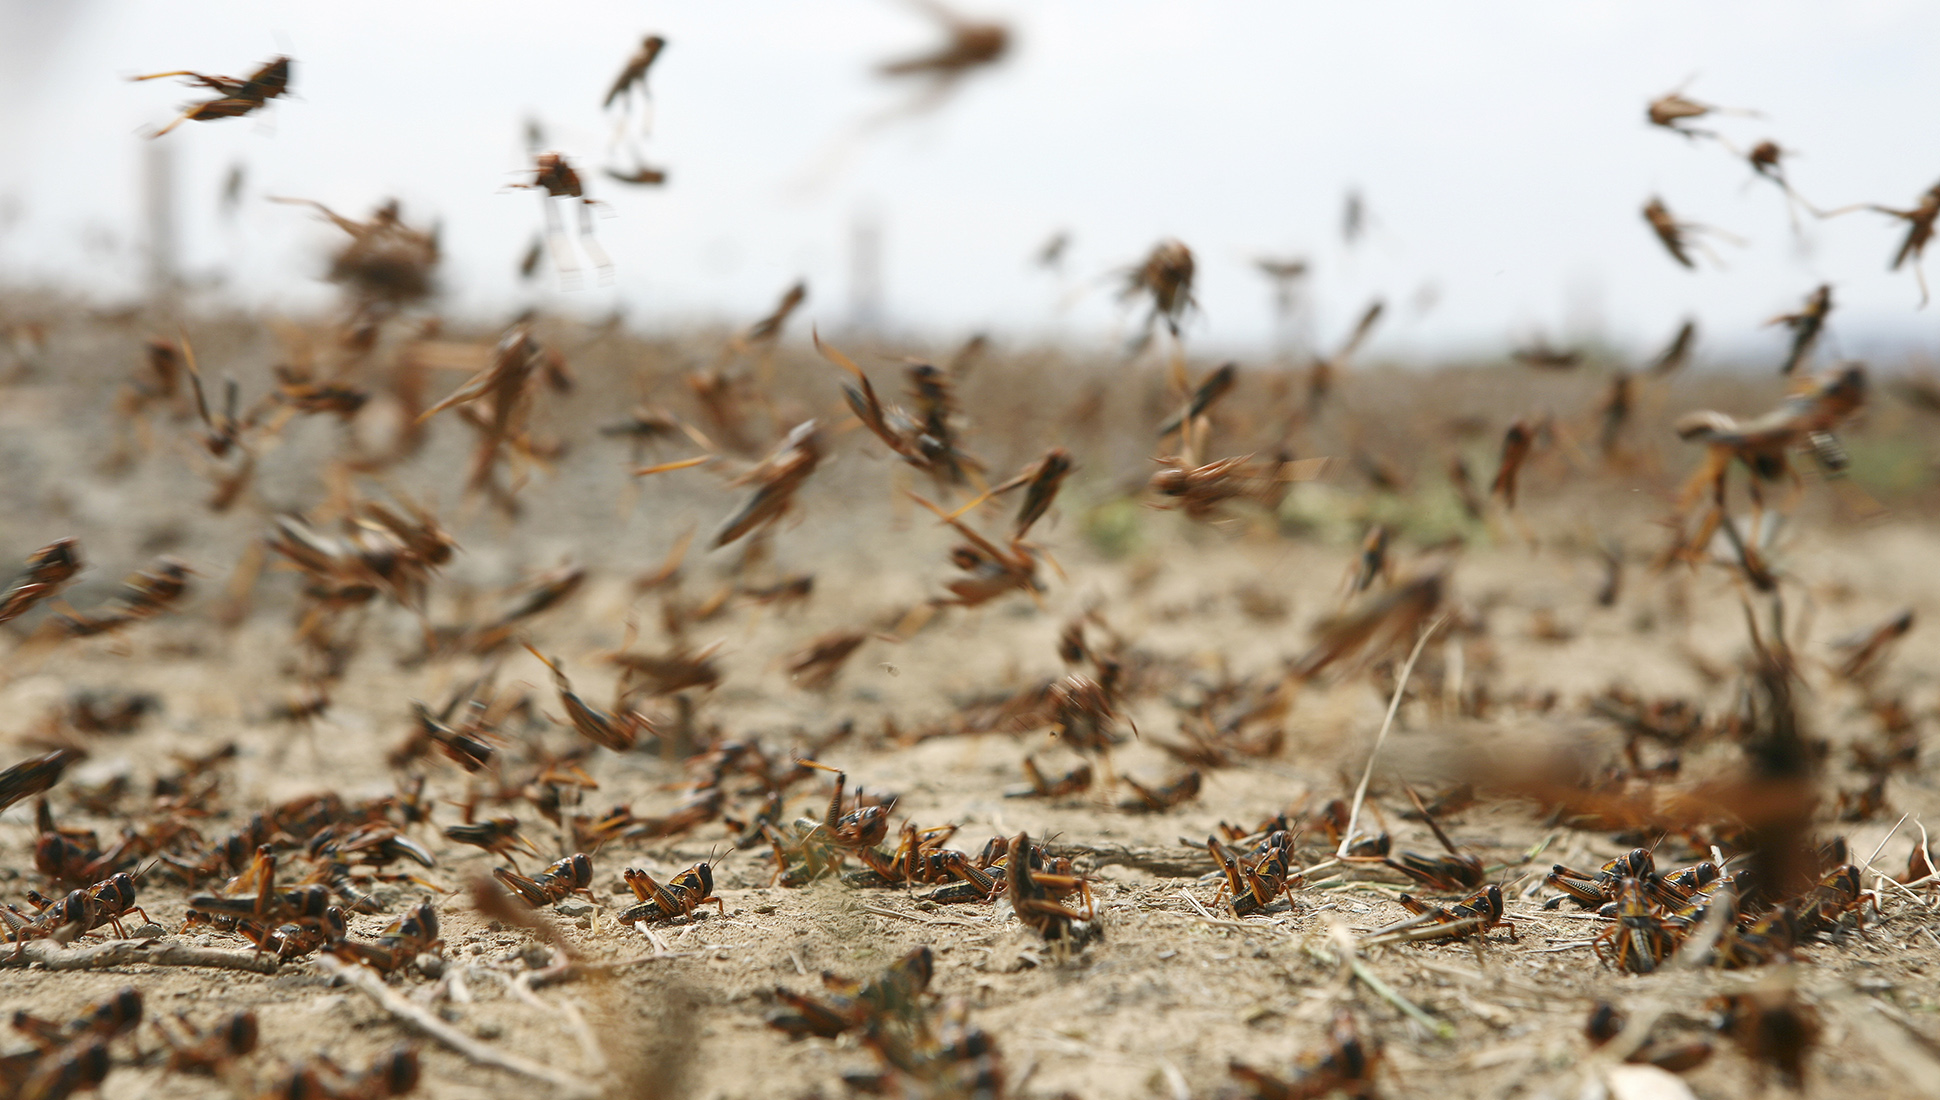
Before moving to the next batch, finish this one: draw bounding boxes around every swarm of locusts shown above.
[4,29,1940,1100]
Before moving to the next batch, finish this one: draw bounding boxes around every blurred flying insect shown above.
[220,163,246,216]
[443,817,542,871]
[603,34,667,118]
[908,491,1045,609]
[417,325,554,516]
[134,55,291,137]
[1887,373,1940,416]
[523,644,651,752]
[1856,179,1940,307]
[56,557,194,638]
[1743,140,1818,230]
[1121,238,1197,353]
[1254,255,1311,334]
[1583,1004,1711,1073]
[1305,299,1383,420]
[1597,538,1624,606]
[1,750,79,817]
[1490,419,1535,509]
[707,420,823,548]
[4,1039,111,1099]
[1035,230,1071,271]
[768,945,935,1040]
[1291,570,1443,682]
[511,152,611,287]
[1342,189,1369,246]
[1646,83,1753,143]
[1007,756,1092,799]
[944,447,1072,540]
[1709,984,1820,1090]
[785,630,869,692]
[1669,362,1867,566]
[1228,1009,1380,1100]
[1651,318,1699,376]
[8,988,143,1055]
[267,1045,422,1100]
[157,1010,258,1076]
[1117,770,1201,813]
[1151,452,1329,523]
[1642,196,1738,269]
[1769,284,1833,376]
[271,197,440,321]
[1829,607,1913,684]
[178,333,251,460]
[604,163,668,186]
[815,333,982,486]
[0,539,83,626]
[517,234,545,281]
[1158,361,1238,442]
[877,0,1010,114]
[1600,371,1634,457]
[1511,341,1583,370]
[1448,455,1485,521]
[725,281,808,368]
[1347,525,1390,595]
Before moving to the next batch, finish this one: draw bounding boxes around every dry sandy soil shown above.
[2,304,1939,1100]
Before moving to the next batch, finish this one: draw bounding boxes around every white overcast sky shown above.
[1,0,1937,363]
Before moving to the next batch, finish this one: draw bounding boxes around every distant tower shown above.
[143,140,180,302]
[848,209,884,334]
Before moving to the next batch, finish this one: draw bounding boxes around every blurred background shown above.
[1,0,1937,363]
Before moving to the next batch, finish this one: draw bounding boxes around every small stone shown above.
[133,923,168,939]
[752,904,777,915]
[475,1023,503,1040]
[519,945,551,969]
[574,917,592,930]
[555,900,593,918]
[414,953,445,979]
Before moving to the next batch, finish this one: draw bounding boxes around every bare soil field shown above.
[2,303,1939,1100]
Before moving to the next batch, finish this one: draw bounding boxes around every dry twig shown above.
[316,956,602,1098]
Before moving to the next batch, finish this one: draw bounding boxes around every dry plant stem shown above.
[859,903,979,927]
[1045,841,1208,878]
[1308,922,1454,1038]
[1296,857,1342,880]
[0,938,280,974]
[1339,951,1451,1038]
[1865,812,1912,866]
[511,970,608,1076]
[1176,890,1252,929]
[317,956,602,1099]
[1359,916,1485,948]
[1339,614,1448,858]
[1868,868,1936,912]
